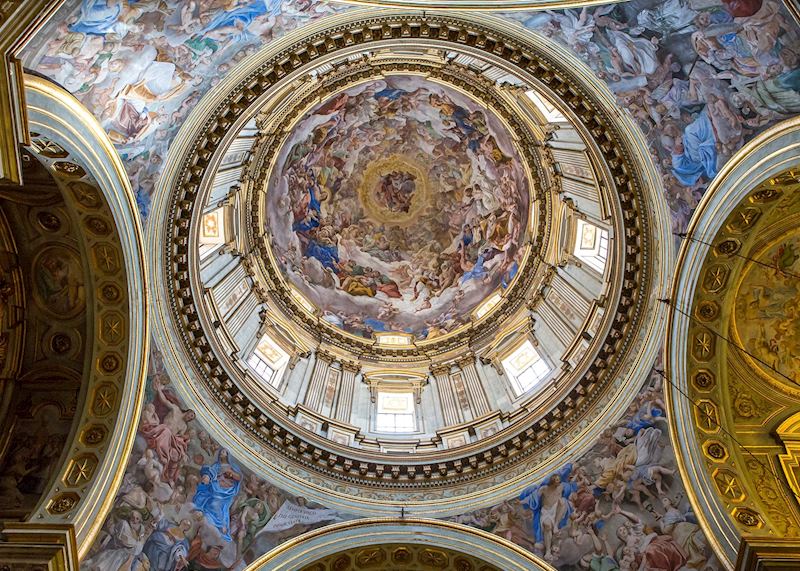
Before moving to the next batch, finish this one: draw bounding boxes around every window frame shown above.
[374,390,417,434]
[573,219,609,274]
[246,333,290,388]
[501,339,551,397]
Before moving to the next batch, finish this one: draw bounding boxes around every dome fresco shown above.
[265,75,530,340]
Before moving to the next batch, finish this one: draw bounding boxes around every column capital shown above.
[455,353,476,369]
[430,363,452,377]
[341,360,361,374]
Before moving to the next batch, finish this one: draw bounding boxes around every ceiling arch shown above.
[666,116,800,566]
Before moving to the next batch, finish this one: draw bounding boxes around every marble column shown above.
[457,355,491,417]
[432,364,461,426]
[334,361,360,423]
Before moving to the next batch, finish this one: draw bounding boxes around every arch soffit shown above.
[247,517,557,571]
[666,116,800,568]
[20,74,149,557]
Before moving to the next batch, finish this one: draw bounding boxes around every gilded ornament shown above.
[694,400,720,433]
[695,300,719,321]
[91,384,117,416]
[750,187,782,202]
[93,244,119,273]
[692,369,715,391]
[355,547,385,566]
[99,352,121,373]
[36,211,61,232]
[47,492,79,514]
[392,546,412,563]
[732,507,763,528]
[52,161,86,179]
[703,440,728,462]
[332,555,350,571]
[715,239,740,256]
[702,265,728,293]
[733,394,757,419]
[67,180,101,208]
[712,469,745,502]
[692,331,715,360]
[30,137,68,158]
[80,424,107,446]
[100,314,124,345]
[84,216,111,235]
[727,207,760,232]
[419,548,449,567]
[455,558,474,571]
[100,283,121,303]
[64,454,98,487]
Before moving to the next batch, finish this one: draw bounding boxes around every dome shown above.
[264,75,531,341]
[150,10,667,513]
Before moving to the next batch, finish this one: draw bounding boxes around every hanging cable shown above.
[659,297,798,387]
[674,232,800,280]
[653,368,800,506]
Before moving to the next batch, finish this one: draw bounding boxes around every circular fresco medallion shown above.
[32,245,85,319]
[265,75,531,340]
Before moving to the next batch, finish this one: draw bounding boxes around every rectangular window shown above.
[247,334,289,387]
[574,219,609,273]
[502,340,550,396]
[375,392,416,433]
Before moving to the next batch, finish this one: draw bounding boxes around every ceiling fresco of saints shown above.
[505,0,800,232]
[266,76,530,340]
[734,226,800,386]
[20,0,800,235]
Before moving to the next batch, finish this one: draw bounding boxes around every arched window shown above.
[574,219,608,273]
[502,340,550,396]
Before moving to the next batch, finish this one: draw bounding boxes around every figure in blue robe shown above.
[200,0,282,36]
[192,449,242,541]
[501,261,519,289]
[304,239,339,270]
[292,178,322,233]
[460,250,490,284]
[519,463,576,544]
[374,87,408,101]
[626,404,664,433]
[68,0,122,35]
[671,110,718,185]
